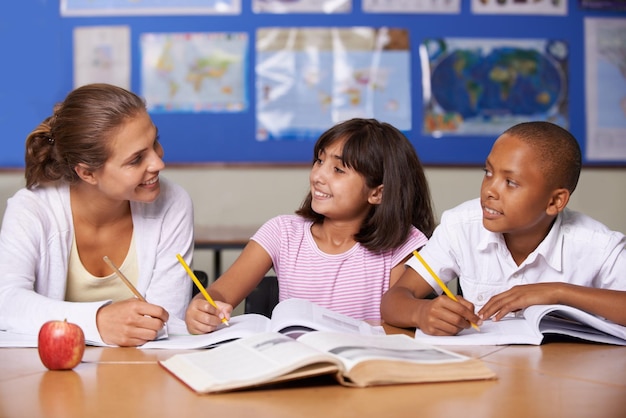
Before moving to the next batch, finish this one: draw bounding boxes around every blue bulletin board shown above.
[0,1,624,168]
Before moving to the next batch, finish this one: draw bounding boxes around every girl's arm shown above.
[185,240,273,334]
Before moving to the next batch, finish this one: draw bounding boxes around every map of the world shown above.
[422,38,568,136]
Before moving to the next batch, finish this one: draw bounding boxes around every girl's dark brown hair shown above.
[24,83,147,189]
[296,118,435,252]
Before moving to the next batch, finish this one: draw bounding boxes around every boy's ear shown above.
[546,188,570,216]
[368,185,383,205]
[74,163,98,185]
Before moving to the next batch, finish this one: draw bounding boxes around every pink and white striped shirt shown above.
[251,215,428,321]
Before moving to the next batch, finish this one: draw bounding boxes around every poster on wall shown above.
[471,0,567,15]
[362,0,460,14]
[580,0,626,10]
[421,38,569,137]
[256,27,412,141]
[584,18,626,162]
[141,32,248,113]
[253,0,351,13]
[73,26,130,90]
[61,0,241,16]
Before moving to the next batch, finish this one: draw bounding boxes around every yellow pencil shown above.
[176,254,229,326]
[412,250,480,331]
[103,256,146,302]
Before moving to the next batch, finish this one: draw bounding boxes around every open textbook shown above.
[141,298,384,349]
[413,304,626,346]
[160,331,496,393]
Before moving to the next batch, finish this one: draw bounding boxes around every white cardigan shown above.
[0,177,194,344]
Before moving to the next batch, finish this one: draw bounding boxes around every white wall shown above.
[1,166,625,277]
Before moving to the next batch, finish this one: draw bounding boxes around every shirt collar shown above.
[528,213,564,272]
[477,228,503,252]
[476,213,564,272]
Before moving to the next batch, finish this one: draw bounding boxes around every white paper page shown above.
[140,314,270,349]
[269,298,384,337]
[0,330,114,348]
[0,330,38,348]
[413,316,541,346]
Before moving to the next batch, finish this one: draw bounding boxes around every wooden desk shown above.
[194,225,258,280]
[1,335,624,417]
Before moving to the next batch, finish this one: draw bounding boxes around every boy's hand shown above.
[417,295,481,336]
[479,283,560,321]
[185,295,232,334]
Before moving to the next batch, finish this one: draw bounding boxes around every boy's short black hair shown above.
[502,121,582,194]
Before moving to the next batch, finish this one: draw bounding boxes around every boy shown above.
[381,121,626,335]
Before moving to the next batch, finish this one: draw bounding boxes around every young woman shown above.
[0,83,194,346]
[186,118,435,334]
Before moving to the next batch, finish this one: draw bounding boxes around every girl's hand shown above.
[185,295,233,334]
[96,299,169,346]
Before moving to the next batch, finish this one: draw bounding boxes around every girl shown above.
[0,84,194,346]
[186,118,435,333]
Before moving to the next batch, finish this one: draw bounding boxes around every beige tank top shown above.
[65,233,139,302]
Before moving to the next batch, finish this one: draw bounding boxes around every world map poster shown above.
[256,27,412,141]
[421,38,569,137]
[141,32,248,113]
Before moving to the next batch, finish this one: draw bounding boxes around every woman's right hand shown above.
[96,299,169,346]
[185,295,233,334]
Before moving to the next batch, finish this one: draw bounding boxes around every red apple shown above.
[38,319,85,370]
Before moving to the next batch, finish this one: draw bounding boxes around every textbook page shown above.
[412,304,626,346]
[268,298,384,337]
[141,298,383,349]
[298,331,495,386]
[299,332,474,371]
[160,331,341,393]
[526,304,626,345]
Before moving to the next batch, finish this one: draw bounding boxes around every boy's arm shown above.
[381,266,481,335]
[480,242,626,325]
[479,283,626,326]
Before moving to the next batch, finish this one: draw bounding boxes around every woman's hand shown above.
[96,299,169,346]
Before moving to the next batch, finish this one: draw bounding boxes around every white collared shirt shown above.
[406,198,626,311]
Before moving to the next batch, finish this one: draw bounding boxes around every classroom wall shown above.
[1,166,625,277]
[2,1,625,168]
